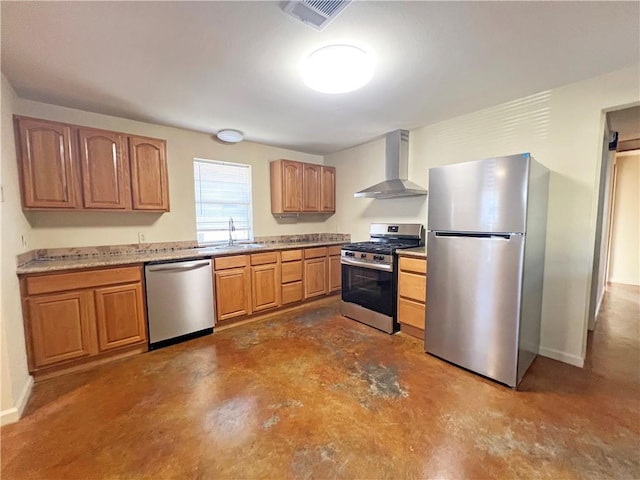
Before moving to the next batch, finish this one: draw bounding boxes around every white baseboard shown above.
[595,291,605,318]
[608,278,640,287]
[539,346,584,368]
[0,376,34,426]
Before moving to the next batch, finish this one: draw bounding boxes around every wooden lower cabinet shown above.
[397,256,427,339]
[251,263,281,312]
[214,246,342,322]
[27,291,96,367]
[281,250,303,306]
[95,283,146,351]
[282,281,303,304]
[304,257,327,299]
[215,267,252,321]
[20,265,147,377]
[328,246,342,293]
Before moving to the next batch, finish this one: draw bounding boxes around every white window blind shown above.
[194,159,253,244]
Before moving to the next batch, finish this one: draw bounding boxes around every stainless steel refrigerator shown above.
[425,153,549,388]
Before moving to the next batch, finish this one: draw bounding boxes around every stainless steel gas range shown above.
[341,223,424,333]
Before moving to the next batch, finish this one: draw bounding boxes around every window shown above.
[194,159,253,244]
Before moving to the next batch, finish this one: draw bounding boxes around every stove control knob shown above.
[360,253,367,259]
[373,255,384,261]
[345,251,355,257]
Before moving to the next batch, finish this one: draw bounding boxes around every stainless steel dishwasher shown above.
[145,259,215,350]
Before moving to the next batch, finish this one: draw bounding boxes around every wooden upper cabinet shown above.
[14,116,170,212]
[270,159,302,214]
[270,160,335,215]
[302,163,321,212]
[128,136,170,211]
[15,117,80,209]
[321,166,336,213]
[78,128,130,209]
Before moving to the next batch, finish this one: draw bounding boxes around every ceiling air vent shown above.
[282,0,351,31]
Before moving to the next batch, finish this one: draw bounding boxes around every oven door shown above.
[341,260,394,317]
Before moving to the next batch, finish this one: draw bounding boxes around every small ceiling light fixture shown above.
[301,44,375,94]
[216,129,244,143]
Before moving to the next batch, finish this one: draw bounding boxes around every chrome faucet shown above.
[228,217,235,245]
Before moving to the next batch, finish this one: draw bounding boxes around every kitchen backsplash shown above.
[16,233,350,267]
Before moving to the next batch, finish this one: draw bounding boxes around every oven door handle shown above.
[341,257,393,272]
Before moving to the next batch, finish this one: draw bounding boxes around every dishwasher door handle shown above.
[146,261,211,273]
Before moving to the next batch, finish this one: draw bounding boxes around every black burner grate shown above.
[341,241,419,255]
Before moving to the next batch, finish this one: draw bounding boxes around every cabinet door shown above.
[302,163,321,212]
[78,128,130,209]
[95,283,146,351]
[215,267,251,321]
[328,255,342,292]
[129,136,170,211]
[251,263,281,312]
[15,117,80,209]
[321,166,336,213]
[304,257,327,299]
[281,160,303,212]
[27,291,96,368]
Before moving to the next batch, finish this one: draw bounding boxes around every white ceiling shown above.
[2,1,639,155]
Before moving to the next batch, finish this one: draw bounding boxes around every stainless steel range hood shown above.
[354,130,428,199]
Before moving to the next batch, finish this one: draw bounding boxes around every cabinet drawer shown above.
[398,297,425,330]
[250,252,278,266]
[304,247,327,259]
[214,255,248,270]
[24,266,142,296]
[282,281,303,305]
[399,256,427,274]
[281,260,303,283]
[327,245,342,256]
[398,271,426,302]
[281,249,302,262]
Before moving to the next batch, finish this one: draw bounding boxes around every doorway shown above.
[588,105,640,331]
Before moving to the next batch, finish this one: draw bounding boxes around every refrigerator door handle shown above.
[434,232,514,240]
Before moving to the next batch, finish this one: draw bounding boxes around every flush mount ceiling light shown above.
[216,129,244,143]
[301,44,375,94]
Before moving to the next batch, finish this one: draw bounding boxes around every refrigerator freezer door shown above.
[425,232,525,387]
[428,154,530,234]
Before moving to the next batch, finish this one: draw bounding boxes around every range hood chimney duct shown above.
[354,129,428,199]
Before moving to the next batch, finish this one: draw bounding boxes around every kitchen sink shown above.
[229,243,263,249]
[196,243,262,252]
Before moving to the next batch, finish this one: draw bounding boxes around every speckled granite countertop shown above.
[396,246,426,258]
[17,240,347,275]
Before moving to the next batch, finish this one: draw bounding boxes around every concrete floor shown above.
[2,284,639,479]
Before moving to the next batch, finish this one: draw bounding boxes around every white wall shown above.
[325,66,640,367]
[13,98,329,249]
[609,152,640,286]
[1,74,33,424]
